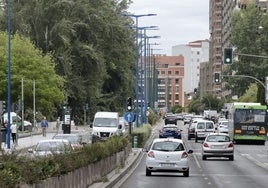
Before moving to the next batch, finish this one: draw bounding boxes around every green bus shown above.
[228,102,267,145]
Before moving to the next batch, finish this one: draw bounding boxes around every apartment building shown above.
[154,55,184,112]
[172,40,209,95]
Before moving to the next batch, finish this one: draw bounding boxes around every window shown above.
[168,71,171,75]
[175,71,179,75]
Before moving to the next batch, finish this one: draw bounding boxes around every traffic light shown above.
[214,73,220,83]
[194,88,197,95]
[224,48,233,64]
[127,97,132,112]
[2,101,6,112]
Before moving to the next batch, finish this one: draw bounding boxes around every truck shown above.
[203,110,217,121]
[91,112,123,142]
[3,112,32,131]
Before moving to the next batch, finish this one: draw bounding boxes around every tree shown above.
[225,3,268,102]
[0,32,65,118]
[0,0,135,118]
[171,105,183,114]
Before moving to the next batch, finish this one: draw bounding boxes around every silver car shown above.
[144,138,193,177]
[202,133,234,161]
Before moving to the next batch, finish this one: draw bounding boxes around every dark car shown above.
[159,125,182,139]
[165,114,177,125]
[187,123,196,140]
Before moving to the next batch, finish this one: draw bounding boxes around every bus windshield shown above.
[234,109,266,124]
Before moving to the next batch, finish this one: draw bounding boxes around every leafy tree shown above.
[0,32,65,118]
[171,105,183,114]
[0,0,135,118]
[225,3,268,102]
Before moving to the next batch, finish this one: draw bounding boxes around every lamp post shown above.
[6,0,11,149]
[122,13,157,127]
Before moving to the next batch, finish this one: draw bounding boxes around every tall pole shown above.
[33,80,36,130]
[135,17,139,127]
[21,78,24,132]
[7,0,11,149]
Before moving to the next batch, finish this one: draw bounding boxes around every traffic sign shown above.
[124,112,134,123]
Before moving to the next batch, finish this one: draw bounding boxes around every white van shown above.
[91,112,122,141]
[194,119,215,143]
[3,112,32,130]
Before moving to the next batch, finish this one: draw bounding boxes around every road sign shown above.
[124,112,134,123]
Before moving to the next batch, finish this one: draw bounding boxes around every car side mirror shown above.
[188,149,193,154]
[142,148,148,152]
[90,123,93,128]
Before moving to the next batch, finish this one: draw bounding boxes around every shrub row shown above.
[0,135,129,188]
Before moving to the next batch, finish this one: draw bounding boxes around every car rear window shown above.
[207,135,230,142]
[206,122,214,129]
[152,141,184,151]
[197,123,205,129]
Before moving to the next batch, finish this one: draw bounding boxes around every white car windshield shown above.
[94,118,118,127]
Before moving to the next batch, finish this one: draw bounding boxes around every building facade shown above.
[172,40,209,94]
[153,55,184,112]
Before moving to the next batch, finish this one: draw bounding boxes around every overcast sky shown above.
[128,0,210,55]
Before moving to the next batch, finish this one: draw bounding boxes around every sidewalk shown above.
[1,123,91,152]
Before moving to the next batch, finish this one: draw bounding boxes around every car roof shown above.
[37,139,70,144]
[54,134,79,137]
[152,138,183,143]
[207,132,229,136]
[196,119,214,123]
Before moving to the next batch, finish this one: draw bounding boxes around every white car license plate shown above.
[161,163,175,167]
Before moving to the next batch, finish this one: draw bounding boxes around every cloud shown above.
[128,0,209,55]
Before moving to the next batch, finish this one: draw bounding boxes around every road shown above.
[117,120,268,188]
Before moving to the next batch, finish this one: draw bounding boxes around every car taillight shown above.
[181,151,188,158]
[228,142,234,148]
[203,142,209,147]
[148,151,155,158]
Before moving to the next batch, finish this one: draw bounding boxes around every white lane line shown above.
[193,153,201,169]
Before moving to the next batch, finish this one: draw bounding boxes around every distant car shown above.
[144,138,193,177]
[187,123,196,140]
[217,120,229,134]
[159,124,182,139]
[53,134,83,149]
[164,114,177,125]
[202,133,234,161]
[28,139,73,157]
[183,114,193,125]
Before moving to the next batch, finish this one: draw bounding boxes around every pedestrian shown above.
[10,122,17,145]
[41,117,48,137]
[56,117,61,133]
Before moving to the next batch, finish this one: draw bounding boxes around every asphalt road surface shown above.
[117,120,268,188]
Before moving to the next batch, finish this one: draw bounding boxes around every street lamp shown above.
[142,35,160,123]
[122,13,157,127]
[6,0,11,149]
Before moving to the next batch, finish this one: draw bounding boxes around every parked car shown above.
[143,138,193,177]
[53,134,83,149]
[202,133,234,161]
[28,139,73,157]
[164,114,177,125]
[194,120,215,142]
[159,124,182,139]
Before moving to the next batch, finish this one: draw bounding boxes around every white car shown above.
[217,120,229,134]
[144,138,193,177]
[202,133,234,161]
[28,139,72,157]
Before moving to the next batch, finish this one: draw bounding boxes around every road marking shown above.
[241,153,268,170]
[193,153,201,169]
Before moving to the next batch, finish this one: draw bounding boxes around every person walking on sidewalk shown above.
[41,117,48,137]
[10,122,17,145]
[56,117,61,134]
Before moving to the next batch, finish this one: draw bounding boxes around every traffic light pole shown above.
[221,74,265,90]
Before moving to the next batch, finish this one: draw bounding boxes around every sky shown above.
[128,0,210,55]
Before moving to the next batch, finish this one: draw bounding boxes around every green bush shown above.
[131,124,152,148]
[0,135,129,187]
